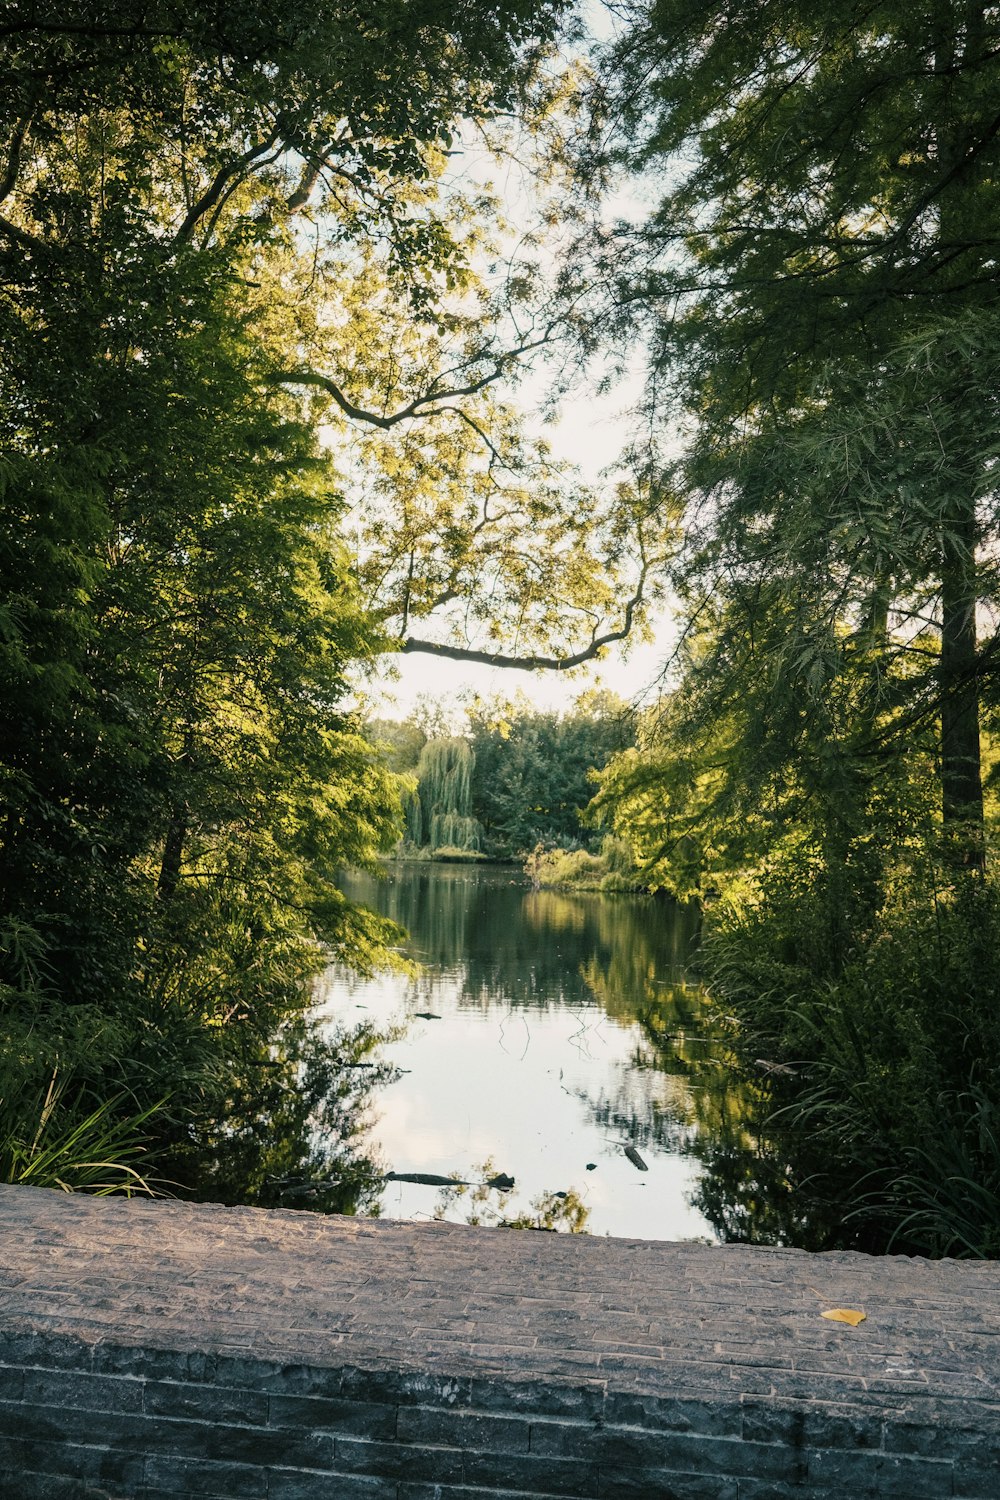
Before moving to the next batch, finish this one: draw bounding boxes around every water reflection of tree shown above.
[685,1055,862,1250]
[341,867,760,1202]
[623,995,833,1248]
[342,867,702,1018]
[577,973,739,1155]
[432,1159,591,1233]
[164,1014,396,1217]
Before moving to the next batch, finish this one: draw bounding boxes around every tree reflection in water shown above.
[334,865,782,1239]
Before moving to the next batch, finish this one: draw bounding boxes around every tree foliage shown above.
[381,693,634,859]
[0,0,587,1198]
[468,692,634,855]
[585,1,1000,1251]
[596,0,1000,858]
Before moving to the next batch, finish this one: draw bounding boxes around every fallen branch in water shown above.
[384,1170,515,1190]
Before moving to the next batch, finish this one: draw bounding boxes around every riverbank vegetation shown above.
[5,1,1000,1256]
[0,0,588,1201]
[370,693,636,869]
[581,0,1000,1254]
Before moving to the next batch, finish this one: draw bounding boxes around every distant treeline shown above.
[369,693,634,860]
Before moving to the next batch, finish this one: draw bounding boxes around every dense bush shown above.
[694,866,1000,1256]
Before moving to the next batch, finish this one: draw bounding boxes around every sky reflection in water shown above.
[317,864,722,1240]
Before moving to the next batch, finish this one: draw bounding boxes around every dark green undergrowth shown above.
[693,865,1000,1257]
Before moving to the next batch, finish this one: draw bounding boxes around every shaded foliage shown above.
[0,0,573,1199]
[586,0,1000,1252]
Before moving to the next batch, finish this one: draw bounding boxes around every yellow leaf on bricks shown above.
[821,1309,866,1326]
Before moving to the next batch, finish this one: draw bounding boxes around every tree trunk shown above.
[157,806,188,901]
[939,499,985,868]
[935,4,986,868]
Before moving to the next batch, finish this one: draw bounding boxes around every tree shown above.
[467,693,634,854]
[0,0,592,1195]
[597,0,1000,863]
[408,737,483,851]
[579,4,1000,1252]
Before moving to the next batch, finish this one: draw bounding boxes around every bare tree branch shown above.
[272,335,554,428]
[400,560,651,669]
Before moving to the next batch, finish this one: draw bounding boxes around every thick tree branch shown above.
[287,162,322,213]
[0,211,44,252]
[171,129,282,246]
[272,335,553,428]
[400,560,650,670]
[0,23,184,39]
[0,109,34,205]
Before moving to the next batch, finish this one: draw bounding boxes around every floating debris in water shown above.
[385,1171,461,1187]
[623,1145,648,1172]
[413,1011,442,1020]
[384,1170,515,1190]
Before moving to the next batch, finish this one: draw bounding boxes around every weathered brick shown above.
[212,1354,340,1397]
[94,1341,219,1385]
[145,1378,268,1425]
[605,1392,742,1438]
[144,1453,268,1497]
[0,1396,149,1446]
[595,1465,739,1499]
[953,1455,1000,1499]
[530,1420,803,1483]
[274,1384,390,1427]
[883,1405,1000,1461]
[0,1398,335,1470]
[806,1445,955,1496]
[464,1446,600,1495]
[0,1434,145,1487]
[333,1432,464,1482]
[467,1374,606,1422]
[19,1365,143,1413]
[0,1328,95,1373]
[397,1403,531,1452]
[339,1363,472,1408]
[400,1487,575,1500]
[269,1471,399,1500]
[0,1471,89,1500]
[741,1399,880,1450]
[736,1479,836,1499]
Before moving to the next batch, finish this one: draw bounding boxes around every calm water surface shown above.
[317,864,725,1240]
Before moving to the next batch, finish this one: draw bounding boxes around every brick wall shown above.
[0,1187,998,1498]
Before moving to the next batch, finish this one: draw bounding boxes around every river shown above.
[316,863,728,1240]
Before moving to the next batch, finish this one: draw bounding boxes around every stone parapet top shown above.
[0,1182,998,1419]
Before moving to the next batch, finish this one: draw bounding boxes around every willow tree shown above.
[412,738,483,852]
[596,0,1000,868]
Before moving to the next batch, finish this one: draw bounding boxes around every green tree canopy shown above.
[591,0,1000,864]
[0,0,600,1200]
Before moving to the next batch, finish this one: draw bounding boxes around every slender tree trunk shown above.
[940,500,985,867]
[934,4,986,868]
[158,731,194,901]
[157,806,188,901]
